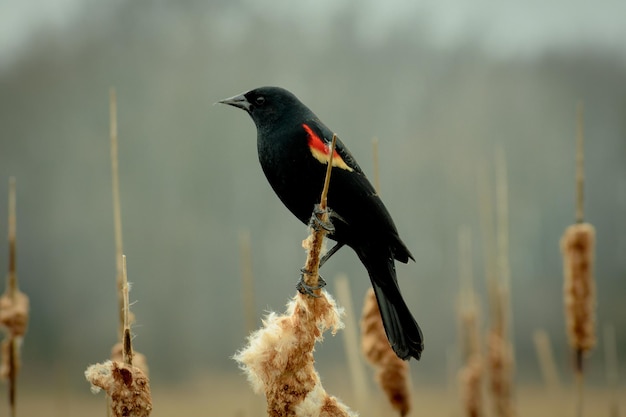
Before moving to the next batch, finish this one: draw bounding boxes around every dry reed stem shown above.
[334,275,369,412]
[0,177,29,417]
[532,330,562,397]
[110,87,129,341]
[603,324,620,417]
[361,288,412,416]
[494,147,513,343]
[483,148,516,417]
[561,223,596,373]
[575,101,584,223]
[234,133,356,416]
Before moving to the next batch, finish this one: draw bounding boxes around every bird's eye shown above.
[255,96,266,106]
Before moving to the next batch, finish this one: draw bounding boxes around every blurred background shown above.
[0,0,624,404]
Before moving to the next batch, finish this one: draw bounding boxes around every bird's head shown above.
[219,86,313,132]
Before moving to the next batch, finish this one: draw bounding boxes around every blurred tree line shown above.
[0,1,624,387]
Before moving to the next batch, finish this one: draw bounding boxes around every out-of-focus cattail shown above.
[561,102,596,372]
[481,149,516,417]
[532,329,562,396]
[456,227,483,417]
[0,177,30,417]
[361,288,412,416]
[561,222,596,371]
[560,101,595,417]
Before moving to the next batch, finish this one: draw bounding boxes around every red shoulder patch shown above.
[302,124,353,171]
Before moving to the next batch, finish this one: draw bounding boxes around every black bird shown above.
[219,86,423,360]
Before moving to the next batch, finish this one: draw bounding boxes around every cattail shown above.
[234,134,356,416]
[107,88,147,372]
[561,100,596,383]
[561,223,596,372]
[86,256,152,416]
[481,149,516,417]
[85,360,152,417]
[456,227,483,417]
[0,177,30,417]
[361,288,412,416]
[487,330,514,417]
[234,290,352,417]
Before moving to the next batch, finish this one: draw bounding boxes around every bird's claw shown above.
[309,204,335,233]
[297,268,327,297]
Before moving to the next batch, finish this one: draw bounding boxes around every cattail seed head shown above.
[561,222,596,371]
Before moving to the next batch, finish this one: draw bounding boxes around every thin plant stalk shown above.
[110,87,125,341]
[0,178,30,417]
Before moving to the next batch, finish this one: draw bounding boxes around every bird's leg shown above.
[319,242,345,268]
[309,204,335,233]
[297,268,327,297]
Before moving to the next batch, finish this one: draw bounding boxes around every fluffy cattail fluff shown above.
[85,360,152,417]
[561,223,596,373]
[234,292,355,417]
[361,288,412,416]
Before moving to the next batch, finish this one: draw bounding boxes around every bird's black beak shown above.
[218,93,251,112]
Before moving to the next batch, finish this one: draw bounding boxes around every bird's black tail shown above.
[358,250,424,360]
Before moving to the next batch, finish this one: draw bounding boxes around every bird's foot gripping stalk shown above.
[297,268,327,298]
[309,204,335,233]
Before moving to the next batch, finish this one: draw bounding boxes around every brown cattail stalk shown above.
[456,227,483,417]
[0,178,30,417]
[234,134,356,416]
[561,101,596,417]
[361,288,412,416]
[575,101,584,224]
[86,255,152,417]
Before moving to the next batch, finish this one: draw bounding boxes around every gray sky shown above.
[1,0,625,68]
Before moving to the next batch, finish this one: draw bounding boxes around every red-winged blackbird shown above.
[220,86,423,360]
